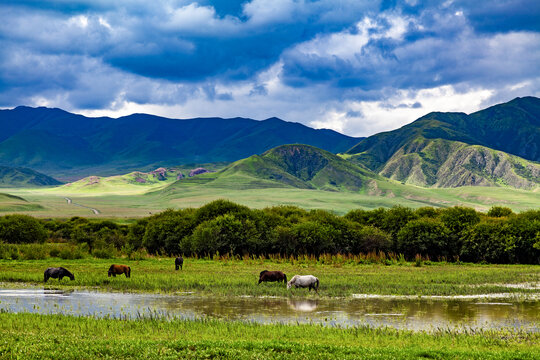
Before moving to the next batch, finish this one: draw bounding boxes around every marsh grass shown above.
[0,312,538,359]
[0,258,538,297]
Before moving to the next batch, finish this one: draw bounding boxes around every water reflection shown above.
[0,288,538,332]
[288,299,318,312]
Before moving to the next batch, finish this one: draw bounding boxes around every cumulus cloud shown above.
[0,0,539,137]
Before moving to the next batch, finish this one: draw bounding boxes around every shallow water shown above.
[0,288,538,332]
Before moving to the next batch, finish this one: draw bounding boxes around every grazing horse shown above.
[287,275,319,292]
[108,264,131,278]
[258,270,287,284]
[175,257,184,270]
[44,267,75,282]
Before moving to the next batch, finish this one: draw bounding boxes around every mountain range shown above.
[0,97,539,192]
[0,107,361,180]
[345,96,540,189]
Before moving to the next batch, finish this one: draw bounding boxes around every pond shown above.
[0,288,538,332]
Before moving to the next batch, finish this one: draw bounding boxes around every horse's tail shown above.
[128,266,131,278]
[315,278,319,291]
[283,274,287,284]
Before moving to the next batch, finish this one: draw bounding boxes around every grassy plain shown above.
[1,312,538,359]
[1,180,539,219]
[0,258,538,297]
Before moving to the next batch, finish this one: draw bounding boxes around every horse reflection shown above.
[288,299,318,312]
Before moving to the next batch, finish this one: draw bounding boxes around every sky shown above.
[1,0,539,137]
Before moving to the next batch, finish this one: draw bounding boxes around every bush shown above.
[59,245,86,260]
[397,218,450,259]
[487,206,513,218]
[92,246,116,259]
[0,215,47,244]
[143,209,196,255]
[20,244,48,260]
[0,243,20,260]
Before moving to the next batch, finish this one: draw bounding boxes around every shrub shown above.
[20,244,48,260]
[487,206,513,218]
[0,215,47,244]
[397,218,450,260]
[59,245,85,260]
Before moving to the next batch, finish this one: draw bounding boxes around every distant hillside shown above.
[0,107,361,179]
[346,97,540,170]
[0,166,62,187]
[55,168,183,194]
[378,138,540,189]
[165,144,380,192]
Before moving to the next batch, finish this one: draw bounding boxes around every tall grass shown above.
[0,312,538,359]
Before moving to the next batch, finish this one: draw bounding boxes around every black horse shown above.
[175,257,184,270]
[258,270,287,284]
[44,267,75,282]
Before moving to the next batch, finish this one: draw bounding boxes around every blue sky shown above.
[1,0,539,136]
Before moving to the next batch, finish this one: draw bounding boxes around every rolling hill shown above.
[345,97,540,189]
[0,107,361,180]
[164,144,381,192]
[0,166,62,187]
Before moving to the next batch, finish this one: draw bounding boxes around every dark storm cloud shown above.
[0,0,538,116]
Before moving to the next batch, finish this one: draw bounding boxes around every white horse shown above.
[287,275,319,292]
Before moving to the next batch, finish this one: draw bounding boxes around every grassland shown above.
[1,178,539,219]
[0,312,538,359]
[0,258,538,297]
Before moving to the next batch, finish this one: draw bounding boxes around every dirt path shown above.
[64,197,100,215]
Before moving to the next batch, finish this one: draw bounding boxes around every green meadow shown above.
[0,258,538,297]
[1,312,538,359]
[1,179,539,218]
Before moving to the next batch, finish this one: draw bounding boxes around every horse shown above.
[108,264,131,278]
[44,267,75,282]
[258,270,287,284]
[175,257,184,270]
[287,275,319,293]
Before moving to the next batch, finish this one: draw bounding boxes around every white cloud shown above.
[243,0,301,25]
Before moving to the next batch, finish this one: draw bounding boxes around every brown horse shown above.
[258,270,287,285]
[108,264,131,278]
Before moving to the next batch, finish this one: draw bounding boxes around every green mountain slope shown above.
[51,168,183,194]
[378,137,540,189]
[0,107,361,179]
[164,144,381,193]
[346,97,540,171]
[0,166,62,187]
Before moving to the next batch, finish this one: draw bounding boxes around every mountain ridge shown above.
[0,106,362,179]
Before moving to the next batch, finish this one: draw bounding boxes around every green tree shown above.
[0,215,47,244]
[143,209,196,255]
[397,218,450,259]
[461,220,512,263]
[187,214,257,256]
[440,206,480,257]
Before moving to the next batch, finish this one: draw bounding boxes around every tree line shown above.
[0,200,538,264]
